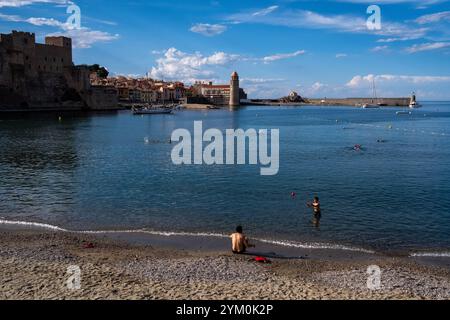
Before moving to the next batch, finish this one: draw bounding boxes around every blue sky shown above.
[1,0,450,99]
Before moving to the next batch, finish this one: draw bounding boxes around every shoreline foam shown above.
[0,218,375,254]
[2,218,449,258]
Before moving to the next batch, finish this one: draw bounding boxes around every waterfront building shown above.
[92,76,186,104]
[117,86,130,102]
[190,72,246,106]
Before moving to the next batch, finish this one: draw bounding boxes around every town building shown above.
[190,72,247,106]
[91,75,186,105]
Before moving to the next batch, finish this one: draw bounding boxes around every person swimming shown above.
[307,196,322,227]
[230,226,254,254]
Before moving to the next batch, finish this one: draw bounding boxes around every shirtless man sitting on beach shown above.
[230,226,254,254]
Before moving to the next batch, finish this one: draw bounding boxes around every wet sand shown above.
[1,227,449,300]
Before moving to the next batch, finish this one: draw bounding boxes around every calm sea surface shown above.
[1,103,449,253]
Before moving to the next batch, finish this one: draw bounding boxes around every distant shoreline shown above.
[4,99,448,113]
[244,97,411,107]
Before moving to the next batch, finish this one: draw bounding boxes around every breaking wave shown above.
[0,219,68,232]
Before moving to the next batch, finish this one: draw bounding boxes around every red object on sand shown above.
[254,256,271,263]
[83,242,95,249]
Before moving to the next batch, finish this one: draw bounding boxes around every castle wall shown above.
[35,43,72,74]
[64,66,91,93]
[85,86,118,110]
[0,30,118,111]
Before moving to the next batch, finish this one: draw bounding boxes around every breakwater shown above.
[244,97,410,107]
[306,97,410,107]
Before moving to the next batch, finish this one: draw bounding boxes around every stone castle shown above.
[0,30,117,111]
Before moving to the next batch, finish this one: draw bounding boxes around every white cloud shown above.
[0,12,119,49]
[371,45,390,52]
[262,50,305,63]
[149,48,239,82]
[347,74,450,88]
[27,16,66,27]
[416,11,450,24]
[405,42,450,53]
[226,8,428,42]
[0,12,21,21]
[297,82,330,97]
[0,12,67,27]
[149,48,307,82]
[377,36,421,43]
[311,82,326,90]
[190,23,227,37]
[335,53,348,58]
[252,5,279,17]
[0,0,71,8]
[48,28,119,49]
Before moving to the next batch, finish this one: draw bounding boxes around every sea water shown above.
[0,103,449,255]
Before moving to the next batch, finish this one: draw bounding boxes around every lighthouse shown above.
[229,71,240,107]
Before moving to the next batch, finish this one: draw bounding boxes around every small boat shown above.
[362,79,381,109]
[132,106,173,115]
[362,104,380,109]
[396,111,412,115]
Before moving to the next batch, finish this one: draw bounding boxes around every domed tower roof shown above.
[231,71,239,79]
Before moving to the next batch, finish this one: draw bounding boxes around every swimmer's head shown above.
[314,196,320,202]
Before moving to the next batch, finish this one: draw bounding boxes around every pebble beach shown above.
[1,229,449,300]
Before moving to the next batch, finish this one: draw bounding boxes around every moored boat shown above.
[362,104,380,109]
[362,79,381,109]
[132,105,173,115]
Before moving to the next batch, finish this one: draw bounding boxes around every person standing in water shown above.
[307,196,322,227]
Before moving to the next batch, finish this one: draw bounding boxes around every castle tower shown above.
[229,71,240,107]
